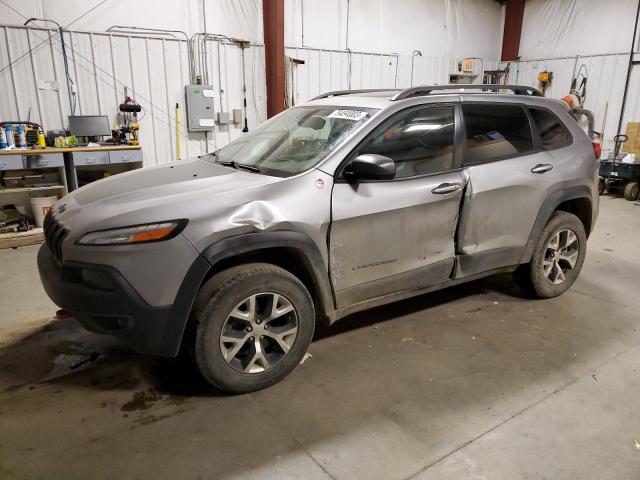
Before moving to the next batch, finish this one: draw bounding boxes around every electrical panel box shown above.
[185,85,215,131]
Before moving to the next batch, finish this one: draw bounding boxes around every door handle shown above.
[432,182,461,194]
[531,163,553,174]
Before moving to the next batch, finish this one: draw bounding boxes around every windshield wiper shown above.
[214,159,261,173]
[214,159,238,169]
[235,163,261,173]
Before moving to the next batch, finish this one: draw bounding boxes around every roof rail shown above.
[390,84,543,101]
[310,89,397,101]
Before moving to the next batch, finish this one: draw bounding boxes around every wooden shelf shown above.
[0,227,44,249]
[0,145,142,156]
[0,185,66,194]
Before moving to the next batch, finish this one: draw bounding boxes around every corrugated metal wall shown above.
[284,47,399,104]
[0,24,266,166]
[1,23,499,166]
[285,47,499,103]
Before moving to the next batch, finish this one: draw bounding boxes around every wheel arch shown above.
[520,186,593,264]
[555,197,593,235]
[199,232,336,324]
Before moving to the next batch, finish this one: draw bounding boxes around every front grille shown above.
[43,210,69,262]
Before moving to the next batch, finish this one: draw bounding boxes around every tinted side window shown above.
[357,106,455,179]
[529,107,572,149]
[462,104,534,164]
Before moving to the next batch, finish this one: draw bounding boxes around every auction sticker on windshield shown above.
[328,109,369,121]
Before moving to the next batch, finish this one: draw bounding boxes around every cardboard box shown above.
[624,122,640,153]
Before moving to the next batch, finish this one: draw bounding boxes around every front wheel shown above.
[515,212,587,298]
[191,263,315,393]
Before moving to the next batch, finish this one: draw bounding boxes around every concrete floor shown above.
[1,196,640,480]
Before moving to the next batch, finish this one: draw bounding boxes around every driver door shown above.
[329,104,465,308]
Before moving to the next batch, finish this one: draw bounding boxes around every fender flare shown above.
[519,185,593,263]
[201,231,336,319]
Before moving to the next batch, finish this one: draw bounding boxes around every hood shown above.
[55,158,282,233]
[72,158,273,205]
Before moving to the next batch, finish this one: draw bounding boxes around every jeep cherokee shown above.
[38,84,599,393]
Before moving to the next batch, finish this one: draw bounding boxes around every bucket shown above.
[30,195,58,227]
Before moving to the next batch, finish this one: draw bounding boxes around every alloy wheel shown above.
[219,292,298,373]
[542,228,580,285]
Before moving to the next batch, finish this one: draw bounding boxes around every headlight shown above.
[76,220,188,246]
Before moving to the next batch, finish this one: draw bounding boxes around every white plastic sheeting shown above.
[284,0,504,60]
[2,0,504,61]
[520,0,637,58]
[0,0,263,42]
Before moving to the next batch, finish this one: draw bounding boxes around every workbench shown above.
[0,145,142,249]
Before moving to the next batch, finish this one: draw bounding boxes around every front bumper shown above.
[37,244,210,357]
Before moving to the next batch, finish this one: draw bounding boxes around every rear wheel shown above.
[624,181,640,201]
[514,212,587,298]
[191,263,315,393]
[598,176,606,195]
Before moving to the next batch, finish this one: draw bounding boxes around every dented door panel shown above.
[456,150,557,273]
[330,171,465,302]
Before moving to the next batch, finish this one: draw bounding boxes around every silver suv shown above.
[38,84,599,393]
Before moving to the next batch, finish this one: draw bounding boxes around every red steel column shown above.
[263,0,286,117]
[501,0,525,61]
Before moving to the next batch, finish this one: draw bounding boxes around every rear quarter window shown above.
[528,107,572,150]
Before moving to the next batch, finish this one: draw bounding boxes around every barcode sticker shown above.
[328,110,368,121]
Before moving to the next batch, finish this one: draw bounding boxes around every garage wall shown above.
[509,0,640,153]
[502,53,630,152]
[0,0,267,166]
[0,0,504,166]
[284,46,499,103]
[0,24,266,166]
[284,0,503,95]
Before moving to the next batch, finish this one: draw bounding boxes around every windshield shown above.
[207,106,378,177]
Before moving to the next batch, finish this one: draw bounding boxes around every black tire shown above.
[598,176,606,195]
[192,263,315,393]
[516,212,587,299]
[624,181,640,201]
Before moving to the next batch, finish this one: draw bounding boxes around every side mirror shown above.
[343,154,395,182]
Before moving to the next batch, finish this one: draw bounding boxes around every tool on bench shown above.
[0,121,45,148]
[113,89,142,145]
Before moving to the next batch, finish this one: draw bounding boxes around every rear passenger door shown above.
[456,101,569,277]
